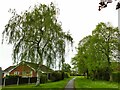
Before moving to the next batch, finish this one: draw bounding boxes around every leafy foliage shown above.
[49,71,62,82]
[112,72,120,82]
[62,63,71,73]
[2,3,73,69]
[64,72,70,78]
[2,3,73,85]
[40,74,48,83]
[72,22,120,80]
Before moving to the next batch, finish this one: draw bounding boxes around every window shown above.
[22,71,33,77]
[14,71,19,75]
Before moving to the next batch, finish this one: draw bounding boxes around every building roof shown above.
[3,66,16,72]
[21,61,53,72]
[4,61,53,73]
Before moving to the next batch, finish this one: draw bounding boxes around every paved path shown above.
[64,77,76,90]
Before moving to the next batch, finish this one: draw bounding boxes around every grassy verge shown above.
[2,76,74,90]
[75,76,119,90]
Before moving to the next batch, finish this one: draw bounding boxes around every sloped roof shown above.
[3,66,16,72]
[4,61,53,73]
[20,61,53,72]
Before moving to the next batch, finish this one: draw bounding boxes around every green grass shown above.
[2,77,74,90]
[75,76,119,90]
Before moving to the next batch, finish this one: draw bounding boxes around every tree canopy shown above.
[62,63,71,73]
[2,2,73,85]
[72,22,119,80]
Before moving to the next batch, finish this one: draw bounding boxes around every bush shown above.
[60,71,64,80]
[64,72,70,78]
[50,71,62,82]
[112,72,120,82]
[40,74,48,83]
[70,72,80,76]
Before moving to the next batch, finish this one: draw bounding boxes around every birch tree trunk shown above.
[36,66,42,86]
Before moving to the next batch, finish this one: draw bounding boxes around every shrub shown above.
[112,72,120,82]
[40,74,48,83]
[50,71,62,82]
[64,72,70,78]
[70,72,80,76]
[60,71,64,80]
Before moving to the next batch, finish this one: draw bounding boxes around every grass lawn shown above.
[2,77,74,90]
[75,76,119,90]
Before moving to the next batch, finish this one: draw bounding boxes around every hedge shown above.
[40,74,47,83]
[64,72,70,78]
[49,71,62,82]
[112,72,120,82]
[49,71,70,82]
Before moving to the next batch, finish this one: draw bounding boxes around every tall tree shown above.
[62,63,71,73]
[72,35,91,77]
[72,22,119,80]
[2,3,73,86]
[92,22,119,80]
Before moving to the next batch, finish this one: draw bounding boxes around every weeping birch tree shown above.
[2,3,73,86]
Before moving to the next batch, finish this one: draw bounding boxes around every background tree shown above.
[72,35,91,78]
[72,22,119,80]
[2,3,73,86]
[92,22,119,80]
[62,63,71,73]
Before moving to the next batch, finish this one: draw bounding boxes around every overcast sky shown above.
[0,0,118,70]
